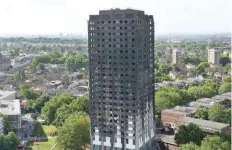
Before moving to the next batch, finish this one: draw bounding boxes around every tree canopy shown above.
[208,104,225,123]
[57,113,90,150]
[195,107,208,120]
[41,94,89,125]
[200,136,230,150]
[19,85,38,100]
[174,123,204,145]
[196,62,209,74]
[41,94,75,124]
[179,142,199,150]
[54,96,89,126]
[220,55,231,66]
[155,89,183,114]
[218,82,231,94]
[64,53,88,72]
[0,132,20,150]
[187,85,217,100]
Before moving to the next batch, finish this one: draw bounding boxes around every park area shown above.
[25,122,61,150]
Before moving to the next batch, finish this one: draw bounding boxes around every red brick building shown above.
[161,106,196,128]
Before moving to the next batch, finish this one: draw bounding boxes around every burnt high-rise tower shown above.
[88,9,155,150]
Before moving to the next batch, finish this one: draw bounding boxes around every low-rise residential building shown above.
[161,106,197,128]
[0,90,16,100]
[45,80,63,89]
[185,63,196,70]
[0,100,21,131]
[3,84,14,91]
[69,72,83,81]
[176,117,230,134]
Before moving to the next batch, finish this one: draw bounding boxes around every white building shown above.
[0,100,21,131]
[0,90,16,100]
[172,48,181,66]
[208,49,220,65]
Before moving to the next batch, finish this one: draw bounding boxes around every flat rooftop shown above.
[196,98,217,104]
[160,135,177,145]
[188,101,212,108]
[162,106,196,115]
[0,90,16,100]
[0,99,21,115]
[177,117,229,130]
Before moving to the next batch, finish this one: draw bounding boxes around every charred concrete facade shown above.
[88,9,155,150]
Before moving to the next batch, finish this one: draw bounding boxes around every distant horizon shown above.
[0,32,231,38]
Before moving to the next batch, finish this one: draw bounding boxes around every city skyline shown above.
[0,0,231,36]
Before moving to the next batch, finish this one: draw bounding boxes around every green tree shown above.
[19,85,38,100]
[155,91,182,114]
[41,94,75,124]
[57,114,90,150]
[64,53,88,72]
[196,62,209,74]
[183,56,202,65]
[188,85,217,100]
[0,132,20,150]
[33,94,50,113]
[180,142,199,150]
[222,109,231,125]
[14,69,26,80]
[222,76,231,83]
[218,82,231,94]
[220,55,231,66]
[200,136,230,150]
[174,123,204,145]
[208,104,224,122]
[54,96,89,126]
[36,63,45,71]
[215,132,231,144]
[195,107,208,120]
[50,51,61,58]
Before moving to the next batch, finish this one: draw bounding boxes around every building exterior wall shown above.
[8,114,21,130]
[161,111,192,128]
[221,126,231,134]
[172,49,181,66]
[208,49,220,65]
[88,9,155,150]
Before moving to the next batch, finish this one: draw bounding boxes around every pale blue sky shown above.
[0,0,231,36]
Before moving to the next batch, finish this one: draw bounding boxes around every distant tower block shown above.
[88,9,155,150]
[208,49,220,66]
[172,48,181,66]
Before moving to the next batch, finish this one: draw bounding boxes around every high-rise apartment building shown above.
[208,49,220,65]
[172,48,181,66]
[88,9,155,150]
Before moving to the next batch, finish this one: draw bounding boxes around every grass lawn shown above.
[26,137,62,150]
[33,122,57,137]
